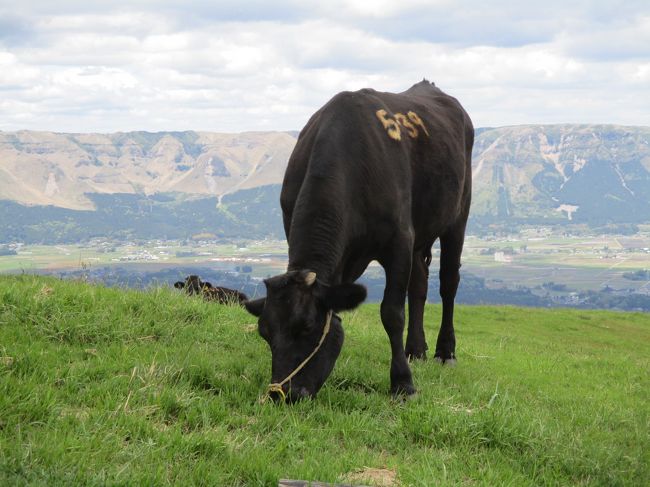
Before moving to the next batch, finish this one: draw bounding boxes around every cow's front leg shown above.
[380,236,415,396]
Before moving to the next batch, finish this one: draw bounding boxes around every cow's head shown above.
[174,275,211,295]
[245,270,366,403]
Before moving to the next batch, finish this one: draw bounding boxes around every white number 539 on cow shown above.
[375,109,430,141]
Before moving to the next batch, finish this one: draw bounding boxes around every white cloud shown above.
[0,52,41,85]
[632,62,650,82]
[325,0,447,18]
[0,2,648,133]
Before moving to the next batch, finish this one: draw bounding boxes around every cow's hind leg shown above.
[405,249,431,360]
[435,225,465,365]
[379,233,416,396]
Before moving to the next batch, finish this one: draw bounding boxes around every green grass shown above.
[1,275,648,486]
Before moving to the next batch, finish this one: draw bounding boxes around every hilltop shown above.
[0,274,648,485]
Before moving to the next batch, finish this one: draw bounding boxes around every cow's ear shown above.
[174,281,184,289]
[244,297,266,317]
[322,283,367,312]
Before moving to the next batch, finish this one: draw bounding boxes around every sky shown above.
[1,0,649,133]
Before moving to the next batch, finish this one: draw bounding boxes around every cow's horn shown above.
[305,272,317,286]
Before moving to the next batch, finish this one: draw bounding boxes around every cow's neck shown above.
[286,182,345,284]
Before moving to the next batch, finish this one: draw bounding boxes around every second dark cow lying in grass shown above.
[174,275,248,305]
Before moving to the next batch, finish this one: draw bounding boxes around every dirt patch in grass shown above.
[342,467,399,487]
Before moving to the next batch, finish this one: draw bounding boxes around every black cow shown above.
[245,80,473,402]
[174,275,248,305]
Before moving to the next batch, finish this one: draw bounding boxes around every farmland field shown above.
[2,231,650,297]
[460,233,650,293]
[1,275,648,485]
[0,241,289,274]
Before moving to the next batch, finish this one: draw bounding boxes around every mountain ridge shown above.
[1,124,649,239]
[0,130,297,210]
[470,123,650,225]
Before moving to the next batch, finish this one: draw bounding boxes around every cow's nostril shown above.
[268,388,286,403]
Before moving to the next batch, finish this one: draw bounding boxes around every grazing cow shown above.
[245,80,473,402]
[174,275,248,305]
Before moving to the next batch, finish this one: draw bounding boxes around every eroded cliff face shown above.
[1,125,649,225]
[0,130,297,210]
[470,124,650,223]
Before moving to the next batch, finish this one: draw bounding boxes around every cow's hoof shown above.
[434,355,457,366]
[391,383,417,397]
[406,349,427,361]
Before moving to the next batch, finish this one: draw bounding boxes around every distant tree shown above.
[622,269,650,281]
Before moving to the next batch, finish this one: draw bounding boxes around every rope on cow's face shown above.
[264,310,333,403]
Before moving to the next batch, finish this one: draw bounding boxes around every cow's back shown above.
[281,81,473,276]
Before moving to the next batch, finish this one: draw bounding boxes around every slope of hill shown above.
[0,185,285,243]
[1,125,649,242]
[0,131,296,210]
[1,274,648,485]
[472,124,650,225]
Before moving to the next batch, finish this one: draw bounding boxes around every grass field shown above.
[1,274,648,486]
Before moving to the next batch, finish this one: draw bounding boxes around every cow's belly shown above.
[412,184,463,239]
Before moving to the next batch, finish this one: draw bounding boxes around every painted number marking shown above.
[375,109,429,141]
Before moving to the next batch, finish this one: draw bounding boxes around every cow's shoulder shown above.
[400,81,461,113]
[328,82,464,125]
[291,89,382,156]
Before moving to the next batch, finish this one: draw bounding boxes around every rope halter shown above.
[264,310,333,403]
